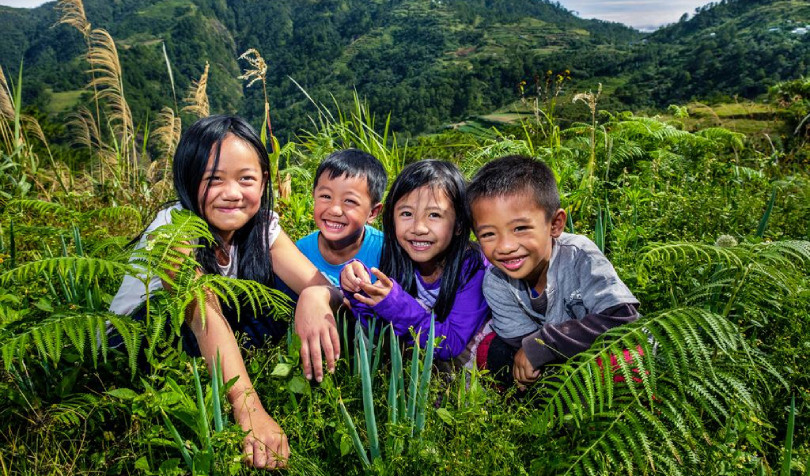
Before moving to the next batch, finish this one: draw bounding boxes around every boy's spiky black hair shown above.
[467,155,560,220]
[314,149,387,204]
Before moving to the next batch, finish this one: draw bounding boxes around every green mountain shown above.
[614,0,810,107]
[0,0,807,137]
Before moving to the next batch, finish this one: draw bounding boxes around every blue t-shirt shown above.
[296,225,384,286]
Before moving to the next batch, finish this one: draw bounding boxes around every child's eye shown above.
[240,176,257,183]
[514,226,531,233]
[207,176,222,183]
[345,199,359,206]
[399,211,412,218]
[429,212,442,219]
[318,194,331,200]
[479,232,494,240]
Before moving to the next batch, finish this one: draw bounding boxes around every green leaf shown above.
[34,298,53,312]
[134,456,150,471]
[270,362,293,378]
[436,408,455,425]
[288,375,311,395]
[106,386,139,402]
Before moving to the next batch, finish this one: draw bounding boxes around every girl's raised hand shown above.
[354,267,394,306]
[340,260,371,293]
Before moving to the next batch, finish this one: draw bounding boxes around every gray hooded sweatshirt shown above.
[483,233,639,368]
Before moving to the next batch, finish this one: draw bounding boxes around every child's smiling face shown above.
[198,134,266,244]
[472,192,565,292]
[313,173,381,249]
[394,185,457,279]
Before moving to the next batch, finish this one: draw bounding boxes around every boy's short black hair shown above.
[467,155,560,220]
[313,149,387,204]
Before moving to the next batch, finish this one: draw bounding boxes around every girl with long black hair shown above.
[110,115,342,469]
[340,160,489,365]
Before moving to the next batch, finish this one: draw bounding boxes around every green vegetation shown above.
[2,0,807,139]
[0,0,809,474]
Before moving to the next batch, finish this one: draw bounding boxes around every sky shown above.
[0,0,713,31]
[556,0,712,31]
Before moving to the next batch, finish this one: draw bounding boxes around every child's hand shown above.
[513,348,541,389]
[235,401,290,469]
[354,267,394,306]
[340,261,371,293]
[295,286,340,382]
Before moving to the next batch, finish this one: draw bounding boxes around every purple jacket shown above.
[343,254,489,361]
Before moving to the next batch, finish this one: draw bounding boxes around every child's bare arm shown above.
[188,295,289,469]
[271,230,343,382]
[163,246,289,469]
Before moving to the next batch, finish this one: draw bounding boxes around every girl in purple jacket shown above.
[340,160,489,365]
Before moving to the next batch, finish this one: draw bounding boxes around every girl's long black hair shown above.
[380,160,482,321]
[172,115,274,287]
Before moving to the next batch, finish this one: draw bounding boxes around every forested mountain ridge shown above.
[0,0,807,137]
[614,0,810,106]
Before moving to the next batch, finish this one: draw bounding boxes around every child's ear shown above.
[367,202,383,223]
[550,208,566,238]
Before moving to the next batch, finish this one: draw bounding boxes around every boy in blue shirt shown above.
[297,149,387,285]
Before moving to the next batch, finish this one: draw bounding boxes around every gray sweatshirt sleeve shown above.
[522,303,639,368]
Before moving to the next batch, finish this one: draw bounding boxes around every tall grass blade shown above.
[192,359,212,450]
[12,60,22,150]
[406,341,420,427]
[780,395,795,476]
[414,314,436,435]
[161,41,177,111]
[161,408,194,470]
[595,205,605,253]
[388,325,401,426]
[8,220,15,269]
[355,323,380,461]
[338,398,370,468]
[756,185,777,238]
[212,351,223,432]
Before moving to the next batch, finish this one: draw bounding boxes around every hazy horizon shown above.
[0,0,713,31]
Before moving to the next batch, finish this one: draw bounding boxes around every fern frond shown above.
[0,256,130,286]
[695,127,745,151]
[0,311,139,371]
[534,308,745,435]
[6,199,69,216]
[637,242,743,284]
[81,205,141,224]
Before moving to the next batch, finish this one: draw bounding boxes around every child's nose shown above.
[328,201,343,216]
[221,181,242,200]
[413,217,429,234]
[496,235,519,254]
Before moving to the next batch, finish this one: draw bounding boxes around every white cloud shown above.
[557,0,712,30]
[0,0,50,8]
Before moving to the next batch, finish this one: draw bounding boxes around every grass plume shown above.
[182,62,210,119]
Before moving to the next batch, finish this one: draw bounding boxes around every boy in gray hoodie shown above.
[468,155,639,387]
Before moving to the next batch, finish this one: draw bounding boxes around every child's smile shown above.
[394,185,456,279]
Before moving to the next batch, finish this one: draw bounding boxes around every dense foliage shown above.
[1,0,807,139]
[0,0,809,474]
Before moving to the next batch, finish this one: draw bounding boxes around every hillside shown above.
[614,0,810,107]
[0,0,640,137]
[0,0,807,137]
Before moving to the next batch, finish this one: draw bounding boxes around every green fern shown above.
[526,307,773,475]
